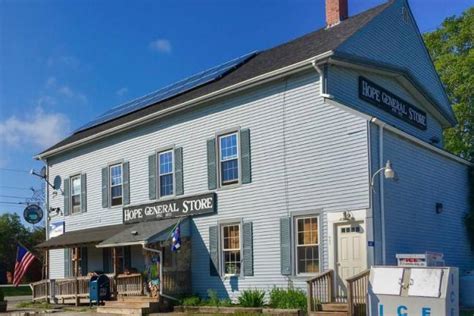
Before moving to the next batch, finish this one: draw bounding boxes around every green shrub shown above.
[207,289,220,306]
[237,289,265,307]
[219,298,233,307]
[0,288,4,301]
[269,287,307,311]
[181,295,201,306]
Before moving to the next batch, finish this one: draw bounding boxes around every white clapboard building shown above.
[34,0,472,312]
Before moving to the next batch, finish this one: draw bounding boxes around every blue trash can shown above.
[89,274,110,306]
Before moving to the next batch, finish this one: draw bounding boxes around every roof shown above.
[39,1,392,157]
[97,218,179,248]
[36,224,125,249]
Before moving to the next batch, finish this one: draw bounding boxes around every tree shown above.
[0,213,45,284]
[423,7,473,161]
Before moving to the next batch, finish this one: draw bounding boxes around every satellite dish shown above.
[53,175,62,190]
[40,166,47,178]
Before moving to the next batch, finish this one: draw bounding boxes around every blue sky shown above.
[0,0,471,221]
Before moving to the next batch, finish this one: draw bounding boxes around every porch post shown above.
[112,247,118,275]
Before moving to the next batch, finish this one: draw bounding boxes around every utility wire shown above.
[0,185,34,191]
[0,201,29,205]
[0,194,32,199]
[0,167,31,173]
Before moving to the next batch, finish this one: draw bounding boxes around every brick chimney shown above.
[326,0,349,27]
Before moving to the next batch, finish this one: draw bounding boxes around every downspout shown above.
[141,244,178,302]
[371,118,387,265]
[311,60,334,99]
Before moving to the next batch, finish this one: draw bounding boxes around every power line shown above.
[0,194,32,199]
[0,201,29,205]
[0,167,31,173]
[0,185,34,191]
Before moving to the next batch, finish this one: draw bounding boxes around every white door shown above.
[335,222,366,299]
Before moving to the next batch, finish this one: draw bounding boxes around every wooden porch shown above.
[307,269,370,316]
[30,271,191,305]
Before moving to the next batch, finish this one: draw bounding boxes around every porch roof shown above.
[96,217,180,248]
[36,224,126,249]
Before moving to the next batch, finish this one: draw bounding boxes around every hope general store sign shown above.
[123,192,216,224]
[359,76,427,130]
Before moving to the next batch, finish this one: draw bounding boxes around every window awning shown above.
[96,217,182,248]
[36,224,126,249]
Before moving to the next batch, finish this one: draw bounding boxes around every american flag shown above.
[13,244,36,286]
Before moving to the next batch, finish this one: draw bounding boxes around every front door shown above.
[335,222,365,299]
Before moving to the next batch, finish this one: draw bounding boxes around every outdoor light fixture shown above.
[371,160,396,189]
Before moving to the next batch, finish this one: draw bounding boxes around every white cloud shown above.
[58,86,74,97]
[116,87,128,97]
[44,77,87,104]
[149,39,172,53]
[0,107,70,149]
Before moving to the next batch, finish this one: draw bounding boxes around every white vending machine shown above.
[368,266,459,316]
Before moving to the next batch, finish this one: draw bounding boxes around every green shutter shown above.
[64,248,71,277]
[101,167,109,208]
[243,222,254,276]
[102,248,110,273]
[280,217,292,275]
[240,128,251,184]
[148,154,157,200]
[209,225,219,276]
[123,162,130,205]
[80,174,87,213]
[207,138,217,190]
[124,246,131,269]
[63,178,70,216]
[80,247,88,276]
[174,147,184,196]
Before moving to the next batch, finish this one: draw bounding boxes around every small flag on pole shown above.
[13,244,36,287]
[171,224,181,252]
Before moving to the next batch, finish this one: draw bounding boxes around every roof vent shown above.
[326,0,349,28]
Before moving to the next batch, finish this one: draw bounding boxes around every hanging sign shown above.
[359,76,427,130]
[123,192,216,224]
[23,204,43,224]
[49,221,65,239]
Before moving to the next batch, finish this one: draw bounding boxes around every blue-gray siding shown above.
[336,0,454,123]
[381,129,473,272]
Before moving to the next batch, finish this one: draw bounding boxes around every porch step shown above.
[97,306,150,315]
[117,295,159,302]
[104,301,154,308]
[321,303,348,311]
[310,312,348,316]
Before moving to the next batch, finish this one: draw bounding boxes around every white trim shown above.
[371,118,472,166]
[69,174,82,215]
[109,163,123,207]
[325,98,472,167]
[35,51,334,160]
[379,124,386,265]
[158,149,175,198]
[218,131,240,187]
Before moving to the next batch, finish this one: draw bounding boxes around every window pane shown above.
[220,134,238,161]
[159,151,173,175]
[221,159,238,183]
[111,185,122,198]
[297,246,319,273]
[160,174,173,196]
[71,177,81,195]
[111,165,122,186]
[297,217,318,246]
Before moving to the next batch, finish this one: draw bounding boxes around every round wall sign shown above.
[23,204,43,224]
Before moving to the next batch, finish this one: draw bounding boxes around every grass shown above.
[461,310,474,316]
[16,301,53,309]
[1,286,32,297]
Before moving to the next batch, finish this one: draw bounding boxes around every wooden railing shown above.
[116,273,143,296]
[54,276,90,299]
[162,271,192,295]
[347,269,370,316]
[31,279,49,301]
[306,270,334,312]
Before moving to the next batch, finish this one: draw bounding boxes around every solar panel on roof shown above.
[75,51,258,133]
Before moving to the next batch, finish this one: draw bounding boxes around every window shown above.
[70,175,81,214]
[159,150,174,197]
[110,164,123,206]
[221,223,241,275]
[219,132,239,186]
[295,216,319,274]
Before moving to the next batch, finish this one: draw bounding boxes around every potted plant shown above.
[0,288,7,313]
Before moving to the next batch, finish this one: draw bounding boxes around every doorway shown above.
[335,222,366,300]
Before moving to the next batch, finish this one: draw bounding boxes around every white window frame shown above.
[70,174,81,214]
[294,215,321,276]
[220,222,242,277]
[217,131,240,187]
[158,149,175,198]
[109,163,123,207]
